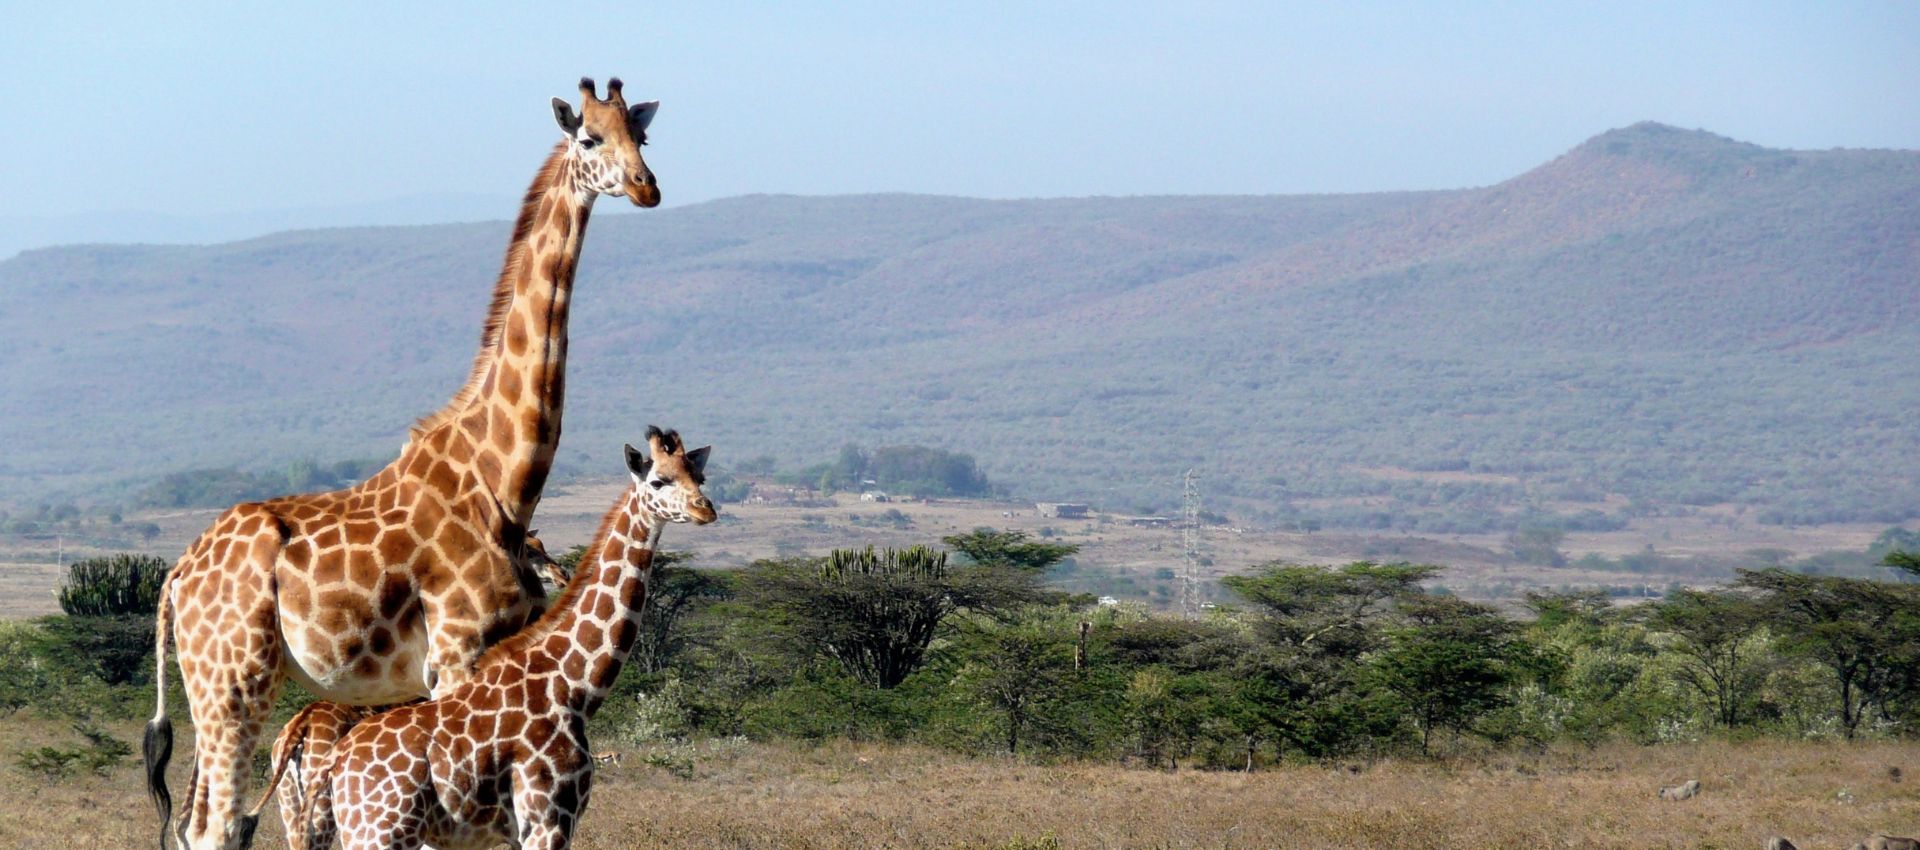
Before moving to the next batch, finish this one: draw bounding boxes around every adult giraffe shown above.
[146,77,660,850]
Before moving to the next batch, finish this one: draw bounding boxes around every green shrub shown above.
[35,614,156,686]
[57,553,168,617]
[0,621,52,716]
[15,721,133,778]
[746,547,1039,689]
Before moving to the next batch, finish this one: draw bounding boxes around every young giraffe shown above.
[274,428,714,850]
[259,701,381,848]
[246,536,555,845]
[146,78,661,850]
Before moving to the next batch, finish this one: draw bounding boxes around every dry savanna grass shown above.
[1,714,1916,850]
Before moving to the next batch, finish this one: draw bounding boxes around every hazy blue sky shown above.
[3,1,1916,220]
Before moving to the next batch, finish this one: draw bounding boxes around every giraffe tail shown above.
[144,568,179,850]
[238,701,316,846]
[299,767,337,850]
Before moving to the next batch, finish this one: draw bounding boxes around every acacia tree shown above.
[1506,526,1568,567]
[962,621,1071,754]
[1520,590,1659,744]
[1885,549,1920,580]
[1221,561,1437,758]
[747,546,1040,689]
[1522,589,1614,631]
[942,529,1079,572]
[1739,568,1920,737]
[1649,588,1770,728]
[630,562,732,675]
[1224,561,1437,653]
[1371,595,1525,755]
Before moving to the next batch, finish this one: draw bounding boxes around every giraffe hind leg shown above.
[170,506,289,850]
[178,648,286,850]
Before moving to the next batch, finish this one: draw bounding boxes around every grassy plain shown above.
[1,713,1915,850]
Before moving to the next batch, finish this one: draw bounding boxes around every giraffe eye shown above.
[649,479,667,489]
[580,136,599,150]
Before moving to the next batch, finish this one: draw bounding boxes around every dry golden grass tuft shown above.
[1,715,1915,849]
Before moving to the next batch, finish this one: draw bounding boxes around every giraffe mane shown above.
[407,141,571,442]
[479,485,647,666]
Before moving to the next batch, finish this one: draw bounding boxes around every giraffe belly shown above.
[278,596,432,706]
[281,629,431,705]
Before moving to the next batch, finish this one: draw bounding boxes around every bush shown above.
[0,621,52,716]
[614,677,750,780]
[0,619,151,720]
[57,553,168,617]
[35,615,157,686]
[745,547,1041,689]
[15,721,133,778]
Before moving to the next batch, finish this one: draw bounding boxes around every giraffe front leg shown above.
[511,764,587,850]
[421,550,539,695]
[419,592,490,695]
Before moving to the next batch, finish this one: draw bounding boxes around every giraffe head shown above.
[622,426,717,525]
[552,76,660,207]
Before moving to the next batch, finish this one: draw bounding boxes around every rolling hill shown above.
[3,122,1917,531]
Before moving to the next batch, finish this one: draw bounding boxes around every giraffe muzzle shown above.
[690,498,717,524]
[626,174,660,208]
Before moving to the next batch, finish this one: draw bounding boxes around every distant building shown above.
[1097,596,1120,607]
[1036,502,1090,519]
[1121,515,1172,528]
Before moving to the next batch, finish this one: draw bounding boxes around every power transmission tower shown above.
[1181,469,1202,619]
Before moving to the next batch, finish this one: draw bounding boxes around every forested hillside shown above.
[3,122,1916,530]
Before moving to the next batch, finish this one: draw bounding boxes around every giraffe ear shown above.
[685,445,712,476]
[628,101,659,133]
[552,98,582,136]
[623,443,651,478]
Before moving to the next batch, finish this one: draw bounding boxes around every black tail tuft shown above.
[231,812,260,849]
[144,715,174,850]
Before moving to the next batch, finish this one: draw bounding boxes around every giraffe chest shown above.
[422,703,587,839]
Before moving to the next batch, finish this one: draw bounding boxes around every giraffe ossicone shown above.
[145,77,663,850]
[264,432,714,850]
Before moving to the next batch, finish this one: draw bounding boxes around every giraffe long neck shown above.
[486,485,657,717]
[399,141,593,526]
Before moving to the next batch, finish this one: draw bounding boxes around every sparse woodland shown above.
[7,538,1920,778]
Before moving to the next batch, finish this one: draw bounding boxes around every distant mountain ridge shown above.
[0,192,519,261]
[3,123,1916,530]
